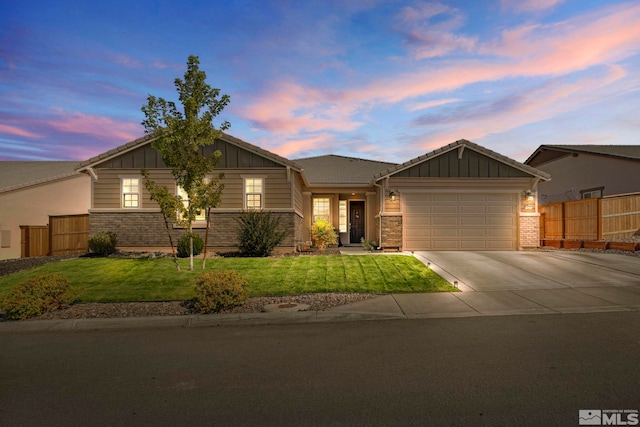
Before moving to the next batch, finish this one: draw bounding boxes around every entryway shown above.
[349,201,365,244]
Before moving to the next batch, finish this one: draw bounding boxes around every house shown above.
[76,135,549,252]
[0,162,91,260]
[525,145,640,204]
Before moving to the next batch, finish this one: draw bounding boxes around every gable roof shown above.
[0,161,82,194]
[294,155,396,186]
[525,144,640,167]
[375,139,550,181]
[76,132,302,172]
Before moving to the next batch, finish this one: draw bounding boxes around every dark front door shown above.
[349,201,365,244]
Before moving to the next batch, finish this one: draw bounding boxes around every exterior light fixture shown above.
[389,191,396,202]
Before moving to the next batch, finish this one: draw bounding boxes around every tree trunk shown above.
[202,207,211,270]
[189,224,194,271]
[162,213,180,271]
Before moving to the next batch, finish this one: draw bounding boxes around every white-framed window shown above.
[339,200,347,232]
[244,177,264,209]
[313,198,330,223]
[122,178,140,208]
[177,185,206,222]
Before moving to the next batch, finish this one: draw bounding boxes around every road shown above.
[2,312,639,426]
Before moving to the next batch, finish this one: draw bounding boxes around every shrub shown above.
[177,232,205,258]
[88,231,117,256]
[311,218,338,250]
[236,210,288,257]
[193,270,248,313]
[361,237,378,252]
[1,274,75,320]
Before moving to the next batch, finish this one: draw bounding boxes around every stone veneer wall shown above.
[90,211,301,250]
[519,214,540,248]
[381,215,402,248]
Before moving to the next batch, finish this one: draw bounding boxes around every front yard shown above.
[0,254,455,303]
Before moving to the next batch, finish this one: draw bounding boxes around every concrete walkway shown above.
[1,249,639,332]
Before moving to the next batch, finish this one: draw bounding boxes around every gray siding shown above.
[394,149,531,178]
[96,140,284,169]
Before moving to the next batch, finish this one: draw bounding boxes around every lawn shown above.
[0,254,456,303]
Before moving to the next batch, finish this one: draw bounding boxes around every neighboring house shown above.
[525,145,640,204]
[77,135,549,252]
[0,162,91,260]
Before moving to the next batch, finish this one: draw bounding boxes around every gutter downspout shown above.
[373,180,384,248]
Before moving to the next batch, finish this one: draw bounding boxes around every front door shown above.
[349,201,365,244]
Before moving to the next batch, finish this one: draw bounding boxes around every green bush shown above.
[361,237,378,252]
[311,218,338,250]
[177,232,205,258]
[88,231,117,256]
[236,210,287,257]
[1,274,75,320]
[193,270,249,313]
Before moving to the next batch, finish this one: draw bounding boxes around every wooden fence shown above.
[540,193,640,241]
[19,214,89,258]
[20,225,49,258]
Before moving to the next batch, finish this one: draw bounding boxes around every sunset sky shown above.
[1,0,639,163]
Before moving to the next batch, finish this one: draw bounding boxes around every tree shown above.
[141,55,229,271]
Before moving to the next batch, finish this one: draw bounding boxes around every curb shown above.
[0,311,407,333]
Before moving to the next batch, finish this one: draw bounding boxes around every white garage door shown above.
[403,193,517,251]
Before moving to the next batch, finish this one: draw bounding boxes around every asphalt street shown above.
[2,311,639,426]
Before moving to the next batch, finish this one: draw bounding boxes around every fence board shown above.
[49,214,89,256]
[602,193,640,239]
[539,203,563,239]
[563,199,599,240]
[20,225,49,258]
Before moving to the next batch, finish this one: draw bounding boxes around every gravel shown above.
[26,293,379,321]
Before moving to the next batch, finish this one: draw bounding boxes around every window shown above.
[177,186,206,222]
[339,200,347,232]
[581,187,603,199]
[244,178,264,209]
[313,198,330,223]
[122,178,140,208]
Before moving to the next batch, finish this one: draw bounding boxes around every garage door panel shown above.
[460,228,487,238]
[432,216,459,226]
[460,216,486,226]
[403,192,517,251]
[460,205,486,215]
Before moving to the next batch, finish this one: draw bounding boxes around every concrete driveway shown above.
[327,250,640,319]
[415,250,640,292]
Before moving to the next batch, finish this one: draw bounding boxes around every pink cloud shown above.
[235,2,640,156]
[412,65,629,154]
[47,110,140,142]
[0,124,42,138]
[239,81,362,135]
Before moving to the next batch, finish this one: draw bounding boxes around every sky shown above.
[1,0,639,164]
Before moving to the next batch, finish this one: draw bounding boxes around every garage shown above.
[403,192,518,250]
[374,139,551,251]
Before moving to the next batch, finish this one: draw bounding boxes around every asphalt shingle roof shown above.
[0,161,81,193]
[294,155,397,185]
[525,144,640,166]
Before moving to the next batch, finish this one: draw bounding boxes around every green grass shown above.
[0,255,456,303]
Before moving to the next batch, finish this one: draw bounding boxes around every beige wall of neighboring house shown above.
[0,174,91,260]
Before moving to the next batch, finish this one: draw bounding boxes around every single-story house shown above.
[76,135,550,252]
[525,145,640,204]
[0,162,91,260]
